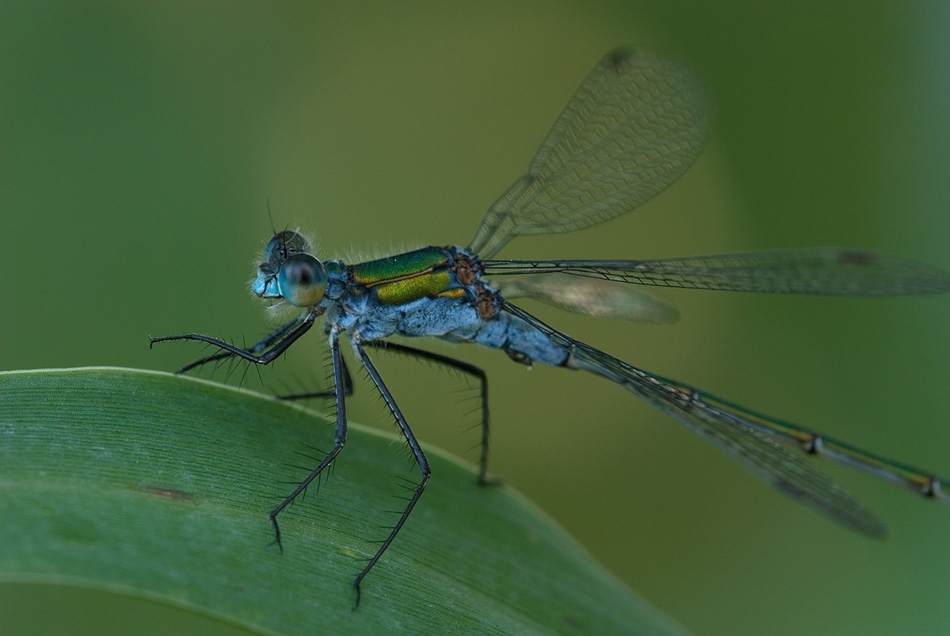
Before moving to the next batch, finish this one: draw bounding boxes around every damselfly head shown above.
[252,229,325,306]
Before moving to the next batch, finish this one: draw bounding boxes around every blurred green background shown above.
[2,1,950,634]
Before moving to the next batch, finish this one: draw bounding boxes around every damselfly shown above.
[152,48,950,604]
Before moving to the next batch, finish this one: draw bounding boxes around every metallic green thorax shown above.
[350,247,463,306]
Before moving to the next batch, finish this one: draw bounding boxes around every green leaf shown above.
[0,368,685,635]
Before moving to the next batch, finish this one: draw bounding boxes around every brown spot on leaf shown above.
[138,486,196,501]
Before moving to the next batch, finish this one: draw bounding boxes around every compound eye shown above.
[264,230,312,267]
[277,253,327,307]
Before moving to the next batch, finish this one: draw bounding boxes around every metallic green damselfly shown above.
[153,49,950,604]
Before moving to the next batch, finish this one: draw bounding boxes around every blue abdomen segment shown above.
[445,311,570,367]
[352,294,483,340]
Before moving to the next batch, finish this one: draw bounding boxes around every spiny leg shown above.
[149,306,320,366]
[351,338,431,608]
[362,339,494,484]
[269,328,349,549]
[162,309,353,399]
[171,313,309,375]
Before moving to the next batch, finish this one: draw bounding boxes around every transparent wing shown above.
[484,248,950,296]
[498,273,679,324]
[467,48,709,258]
[503,302,950,536]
